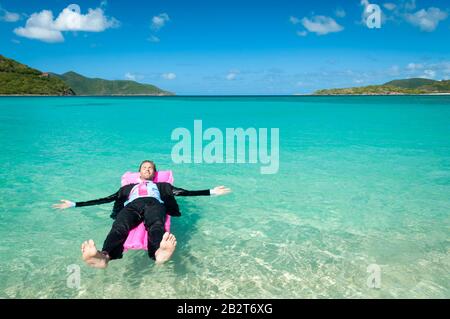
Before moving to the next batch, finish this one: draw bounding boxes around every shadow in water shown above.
[169,200,204,274]
[118,200,204,287]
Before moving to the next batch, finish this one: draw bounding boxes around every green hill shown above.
[0,55,74,95]
[314,78,450,95]
[52,71,174,96]
[383,78,437,89]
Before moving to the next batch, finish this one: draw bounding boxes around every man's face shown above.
[140,162,155,180]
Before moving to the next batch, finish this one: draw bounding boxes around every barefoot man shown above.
[53,160,231,268]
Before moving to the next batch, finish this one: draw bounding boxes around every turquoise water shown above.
[0,96,449,298]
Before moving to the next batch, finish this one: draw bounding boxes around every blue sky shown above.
[1,0,449,94]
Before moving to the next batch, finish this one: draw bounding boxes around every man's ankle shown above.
[100,251,111,260]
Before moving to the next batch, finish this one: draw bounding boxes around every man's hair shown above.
[138,160,156,172]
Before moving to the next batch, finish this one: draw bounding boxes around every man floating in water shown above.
[53,160,231,268]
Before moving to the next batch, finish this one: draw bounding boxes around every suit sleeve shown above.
[171,185,211,197]
[75,191,119,207]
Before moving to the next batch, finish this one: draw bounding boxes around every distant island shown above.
[314,78,450,95]
[4,53,449,97]
[0,55,173,96]
[51,71,174,96]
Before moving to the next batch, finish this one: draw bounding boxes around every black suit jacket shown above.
[75,182,210,218]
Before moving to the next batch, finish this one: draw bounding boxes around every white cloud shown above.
[443,63,450,75]
[225,69,240,80]
[151,13,169,31]
[289,16,300,25]
[383,3,397,11]
[0,4,21,22]
[405,7,448,32]
[125,73,136,81]
[13,4,119,43]
[161,72,176,80]
[14,10,64,42]
[388,65,400,76]
[421,69,436,79]
[54,4,119,31]
[226,72,238,80]
[370,0,447,31]
[147,35,160,42]
[297,30,308,37]
[335,8,346,18]
[1,10,20,22]
[406,63,423,71]
[404,0,417,11]
[301,16,343,35]
[399,61,450,79]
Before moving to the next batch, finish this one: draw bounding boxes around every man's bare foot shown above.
[81,239,110,269]
[155,232,177,264]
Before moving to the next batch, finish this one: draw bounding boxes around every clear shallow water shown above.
[0,96,449,298]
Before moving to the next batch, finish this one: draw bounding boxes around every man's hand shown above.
[210,186,231,196]
[52,199,75,210]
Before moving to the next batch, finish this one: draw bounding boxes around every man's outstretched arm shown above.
[52,191,119,210]
[172,185,231,197]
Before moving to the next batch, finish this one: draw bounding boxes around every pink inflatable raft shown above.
[122,170,173,252]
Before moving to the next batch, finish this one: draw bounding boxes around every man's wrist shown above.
[69,201,76,208]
